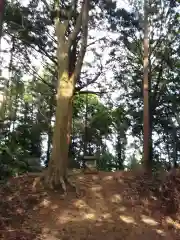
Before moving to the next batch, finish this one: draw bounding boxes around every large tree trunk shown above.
[44,15,74,187]
[45,51,74,188]
[44,0,89,193]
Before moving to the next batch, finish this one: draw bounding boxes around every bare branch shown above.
[75,90,106,96]
[6,31,57,65]
[20,61,55,91]
[41,0,51,11]
[76,63,103,91]
[74,0,90,83]
[87,37,106,48]
[45,29,57,45]
[68,12,82,46]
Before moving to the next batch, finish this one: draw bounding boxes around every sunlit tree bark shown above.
[45,0,90,192]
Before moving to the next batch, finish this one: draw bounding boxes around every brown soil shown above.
[0,170,180,240]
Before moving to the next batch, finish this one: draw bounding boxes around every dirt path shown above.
[0,171,180,239]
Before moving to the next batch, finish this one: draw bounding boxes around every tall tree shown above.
[108,0,179,170]
[45,0,90,191]
[143,0,151,171]
[1,0,117,180]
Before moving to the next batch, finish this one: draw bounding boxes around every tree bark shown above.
[172,127,178,168]
[44,0,89,193]
[143,0,152,172]
[45,72,74,189]
[46,96,53,167]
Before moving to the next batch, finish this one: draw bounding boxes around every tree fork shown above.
[44,0,89,194]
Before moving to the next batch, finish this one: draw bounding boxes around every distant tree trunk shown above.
[172,127,178,168]
[116,133,124,170]
[45,0,89,192]
[46,130,51,167]
[148,55,153,163]
[143,0,152,172]
[164,133,170,166]
[0,0,6,119]
[46,96,54,167]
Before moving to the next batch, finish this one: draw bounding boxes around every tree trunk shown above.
[45,96,54,167]
[46,130,51,167]
[44,0,89,194]
[44,28,77,193]
[148,53,153,164]
[67,97,73,166]
[149,106,153,163]
[143,0,151,172]
[45,60,74,185]
[172,127,178,168]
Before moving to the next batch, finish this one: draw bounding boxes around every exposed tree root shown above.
[44,175,81,198]
[30,169,83,197]
[37,167,81,197]
[64,175,82,197]
[32,176,42,192]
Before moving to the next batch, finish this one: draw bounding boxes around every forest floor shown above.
[0,170,180,240]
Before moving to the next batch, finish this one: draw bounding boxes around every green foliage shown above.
[109,0,180,167]
[0,0,179,178]
[97,151,116,171]
[126,155,141,170]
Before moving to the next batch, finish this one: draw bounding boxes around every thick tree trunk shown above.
[45,72,74,189]
[43,5,74,189]
[43,0,89,194]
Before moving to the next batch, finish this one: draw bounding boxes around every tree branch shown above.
[6,31,57,65]
[67,0,77,21]
[87,37,106,48]
[75,90,106,96]
[150,3,174,55]
[41,0,51,12]
[75,61,103,91]
[68,11,82,46]
[74,0,89,83]
[20,61,55,91]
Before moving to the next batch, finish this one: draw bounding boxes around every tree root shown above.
[32,176,43,192]
[64,175,82,197]
[30,169,83,198]
[42,169,81,198]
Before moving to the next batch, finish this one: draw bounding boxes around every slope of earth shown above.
[0,170,180,240]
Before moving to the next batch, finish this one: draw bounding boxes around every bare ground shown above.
[0,170,180,240]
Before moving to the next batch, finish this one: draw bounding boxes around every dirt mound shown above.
[0,171,180,240]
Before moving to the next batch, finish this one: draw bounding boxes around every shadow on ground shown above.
[0,171,180,240]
